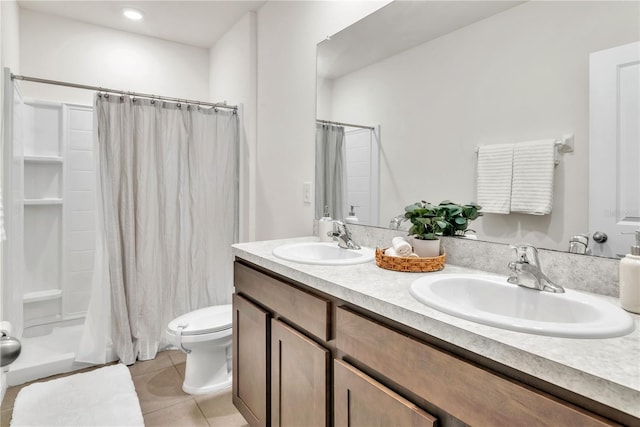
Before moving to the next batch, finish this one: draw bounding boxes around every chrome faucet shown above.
[568,234,589,254]
[507,244,564,293]
[389,214,407,230]
[328,221,361,250]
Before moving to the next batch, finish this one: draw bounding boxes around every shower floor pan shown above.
[7,324,115,386]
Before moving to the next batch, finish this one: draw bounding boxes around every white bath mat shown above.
[10,364,144,427]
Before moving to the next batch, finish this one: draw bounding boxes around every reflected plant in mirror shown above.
[437,201,483,237]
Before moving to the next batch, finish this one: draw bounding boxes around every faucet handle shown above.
[509,243,539,264]
[333,220,348,234]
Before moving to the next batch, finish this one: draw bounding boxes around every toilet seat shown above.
[167,304,232,336]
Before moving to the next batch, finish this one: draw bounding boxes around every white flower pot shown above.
[410,237,441,258]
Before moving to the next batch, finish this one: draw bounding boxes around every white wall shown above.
[18,9,209,105]
[328,1,640,250]
[255,1,389,240]
[209,12,257,241]
[1,0,20,75]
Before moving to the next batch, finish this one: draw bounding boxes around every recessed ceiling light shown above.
[123,8,143,21]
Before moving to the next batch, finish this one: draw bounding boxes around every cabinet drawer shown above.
[234,262,331,341]
[335,359,436,427]
[336,307,615,427]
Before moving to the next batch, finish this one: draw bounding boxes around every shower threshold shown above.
[7,323,116,386]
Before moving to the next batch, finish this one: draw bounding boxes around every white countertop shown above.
[232,237,640,418]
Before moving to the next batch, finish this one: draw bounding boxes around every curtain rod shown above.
[11,74,237,111]
[316,119,374,130]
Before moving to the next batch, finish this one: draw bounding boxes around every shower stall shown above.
[2,73,116,385]
[3,69,240,386]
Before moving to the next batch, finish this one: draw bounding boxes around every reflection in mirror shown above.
[316,0,639,256]
[315,120,379,225]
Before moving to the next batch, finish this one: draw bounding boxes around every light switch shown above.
[303,181,312,204]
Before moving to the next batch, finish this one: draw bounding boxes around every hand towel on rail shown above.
[476,143,514,214]
[510,139,555,215]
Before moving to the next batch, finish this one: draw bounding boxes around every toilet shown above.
[166,304,232,395]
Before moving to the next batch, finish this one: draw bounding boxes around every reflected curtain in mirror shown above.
[315,124,346,220]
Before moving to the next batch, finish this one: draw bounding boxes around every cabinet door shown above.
[233,294,270,427]
[334,360,436,427]
[271,318,329,427]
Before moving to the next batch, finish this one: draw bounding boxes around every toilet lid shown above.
[168,304,232,335]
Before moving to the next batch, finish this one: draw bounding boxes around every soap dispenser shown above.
[345,205,359,224]
[319,205,334,242]
[620,229,640,314]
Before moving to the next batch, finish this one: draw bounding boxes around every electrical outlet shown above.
[303,181,312,204]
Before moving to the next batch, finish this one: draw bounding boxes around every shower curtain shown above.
[315,123,346,220]
[78,94,238,365]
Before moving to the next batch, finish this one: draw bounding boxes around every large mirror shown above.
[316,0,640,257]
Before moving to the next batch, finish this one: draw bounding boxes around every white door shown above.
[589,41,640,258]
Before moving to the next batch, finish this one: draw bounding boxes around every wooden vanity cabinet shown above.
[233,260,625,427]
[335,307,617,427]
[233,261,331,427]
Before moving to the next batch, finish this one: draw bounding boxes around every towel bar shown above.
[474,134,574,166]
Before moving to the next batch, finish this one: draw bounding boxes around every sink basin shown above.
[410,274,635,338]
[273,242,375,265]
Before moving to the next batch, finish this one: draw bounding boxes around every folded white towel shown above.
[392,237,413,257]
[385,247,399,257]
[476,143,513,214]
[384,247,419,258]
[511,139,555,215]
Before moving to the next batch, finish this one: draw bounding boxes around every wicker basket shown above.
[375,247,446,272]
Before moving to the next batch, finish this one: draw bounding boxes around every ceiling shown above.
[318,0,524,79]
[17,0,266,48]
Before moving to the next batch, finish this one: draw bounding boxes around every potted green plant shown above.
[404,201,447,257]
[436,200,483,237]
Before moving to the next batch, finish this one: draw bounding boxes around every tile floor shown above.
[0,350,248,427]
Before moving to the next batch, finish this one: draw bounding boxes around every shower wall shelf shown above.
[24,155,63,163]
[23,289,63,304]
[24,198,63,205]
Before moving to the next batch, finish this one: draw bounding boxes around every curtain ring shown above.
[151,99,155,104]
